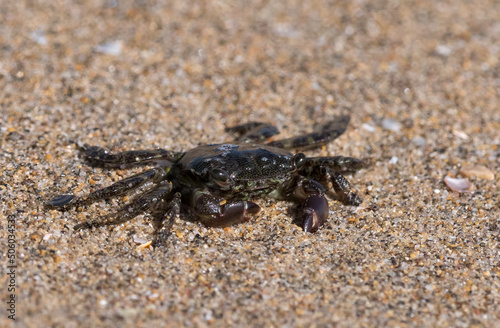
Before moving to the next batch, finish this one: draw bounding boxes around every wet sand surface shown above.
[1,1,499,327]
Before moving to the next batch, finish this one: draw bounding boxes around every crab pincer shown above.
[302,194,329,233]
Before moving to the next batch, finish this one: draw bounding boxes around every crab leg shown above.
[302,156,367,173]
[330,171,362,206]
[82,144,183,167]
[190,190,261,227]
[225,122,280,143]
[299,163,363,206]
[151,192,181,247]
[46,168,167,208]
[73,182,172,231]
[267,115,350,150]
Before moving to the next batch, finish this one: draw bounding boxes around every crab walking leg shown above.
[225,122,280,143]
[82,144,183,167]
[300,163,365,206]
[190,190,261,227]
[330,171,362,206]
[74,182,172,231]
[151,192,181,248]
[302,156,368,173]
[267,115,351,150]
[46,168,167,207]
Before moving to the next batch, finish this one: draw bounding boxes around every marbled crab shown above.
[47,115,367,246]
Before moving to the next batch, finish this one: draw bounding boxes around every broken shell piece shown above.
[137,241,152,249]
[460,165,495,181]
[452,129,469,140]
[444,176,475,193]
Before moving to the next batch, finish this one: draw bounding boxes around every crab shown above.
[47,115,367,246]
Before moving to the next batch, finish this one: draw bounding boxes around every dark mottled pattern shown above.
[46,168,166,208]
[83,144,182,167]
[225,122,280,143]
[267,115,351,150]
[181,144,294,181]
[73,182,173,231]
[303,156,367,173]
[330,171,362,206]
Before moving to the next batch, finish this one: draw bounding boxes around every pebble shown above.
[460,165,495,181]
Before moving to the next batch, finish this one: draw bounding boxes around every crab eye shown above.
[210,168,230,185]
[293,153,307,168]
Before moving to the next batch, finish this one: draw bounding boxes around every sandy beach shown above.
[1,1,499,327]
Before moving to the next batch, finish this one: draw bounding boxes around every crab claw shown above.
[46,194,76,207]
[302,194,328,232]
[212,200,261,227]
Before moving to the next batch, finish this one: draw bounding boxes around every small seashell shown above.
[460,165,495,181]
[444,176,475,193]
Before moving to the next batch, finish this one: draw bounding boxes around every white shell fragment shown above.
[361,123,376,132]
[444,176,475,193]
[133,235,149,244]
[460,165,495,181]
[436,44,452,56]
[31,30,47,45]
[382,118,401,132]
[452,129,469,140]
[95,40,123,56]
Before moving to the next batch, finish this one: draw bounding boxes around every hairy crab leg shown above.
[190,190,261,227]
[302,156,368,173]
[330,171,362,206]
[300,163,363,206]
[267,115,350,150]
[46,168,167,208]
[82,144,183,168]
[73,182,172,231]
[225,122,280,143]
[151,192,181,248]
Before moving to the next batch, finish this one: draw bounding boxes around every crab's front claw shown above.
[193,190,261,228]
[215,200,261,227]
[302,194,329,233]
